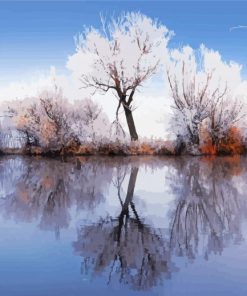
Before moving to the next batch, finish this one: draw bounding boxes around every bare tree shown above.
[70,98,110,144]
[167,62,227,148]
[37,90,82,150]
[166,46,244,152]
[207,94,244,147]
[68,12,172,140]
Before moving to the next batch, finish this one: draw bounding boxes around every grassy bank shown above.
[1,139,246,157]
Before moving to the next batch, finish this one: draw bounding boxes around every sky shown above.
[1,1,247,138]
[1,1,247,84]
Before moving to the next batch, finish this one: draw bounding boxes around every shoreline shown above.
[0,140,245,157]
[0,149,245,157]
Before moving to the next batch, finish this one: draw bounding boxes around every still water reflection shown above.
[0,156,247,295]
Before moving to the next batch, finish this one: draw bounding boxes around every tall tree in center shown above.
[67,12,172,140]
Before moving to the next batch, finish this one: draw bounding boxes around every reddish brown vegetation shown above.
[199,127,217,155]
[1,131,246,157]
[200,126,244,155]
[217,127,244,155]
[1,140,176,156]
[200,142,217,155]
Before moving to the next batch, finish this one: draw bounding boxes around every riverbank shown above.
[0,139,246,156]
[0,141,174,156]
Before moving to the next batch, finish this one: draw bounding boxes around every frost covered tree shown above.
[6,90,76,149]
[5,89,110,150]
[206,94,243,147]
[67,12,172,140]
[166,45,244,152]
[6,98,40,147]
[72,98,110,143]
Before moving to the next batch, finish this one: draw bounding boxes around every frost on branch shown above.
[3,89,110,151]
[67,12,173,141]
[72,98,110,143]
[166,45,244,154]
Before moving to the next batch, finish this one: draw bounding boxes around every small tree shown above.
[72,98,110,143]
[166,45,244,152]
[7,90,75,149]
[167,62,215,147]
[207,95,243,147]
[67,12,172,140]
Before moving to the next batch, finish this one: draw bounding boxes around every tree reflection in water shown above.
[0,156,246,290]
[0,156,113,237]
[73,165,173,290]
[73,156,247,290]
[168,157,246,261]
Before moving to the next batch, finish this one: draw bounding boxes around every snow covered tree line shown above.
[1,89,110,150]
[0,12,245,153]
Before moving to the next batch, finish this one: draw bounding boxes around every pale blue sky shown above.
[0,1,247,85]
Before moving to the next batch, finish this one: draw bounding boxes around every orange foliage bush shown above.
[217,127,244,155]
[200,141,217,155]
[199,126,217,155]
[200,126,244,155]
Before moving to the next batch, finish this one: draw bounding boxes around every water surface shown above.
[0,155,247,296]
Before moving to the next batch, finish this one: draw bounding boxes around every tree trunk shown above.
[123,106,138,141]
[115,166,139,243]
[187,125,200,146]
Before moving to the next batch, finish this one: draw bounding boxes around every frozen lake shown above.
[0,155,247,296]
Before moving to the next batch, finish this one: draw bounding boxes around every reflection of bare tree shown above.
[73,166,172,290]
[1,155,247,291]
[0,157,113,238]
[39,178,70,240]
[69,158,112,210]
[169,157,246,261]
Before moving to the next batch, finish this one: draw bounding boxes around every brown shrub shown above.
[217,127,244,155]
[200,142,217,155]
[199,125,217,155]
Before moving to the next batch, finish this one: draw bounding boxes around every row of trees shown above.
[67,12,245,153]
[0,12,245,153]
[1,89,111,150]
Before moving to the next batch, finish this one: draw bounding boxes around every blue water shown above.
[0,155,247,296]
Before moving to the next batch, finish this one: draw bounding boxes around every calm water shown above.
[0,155,247,296]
